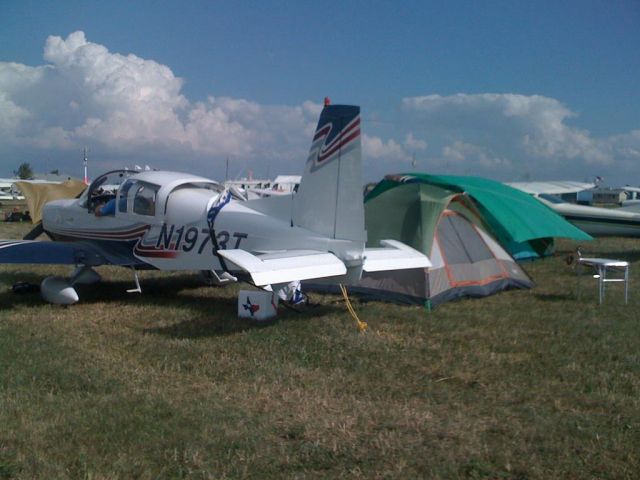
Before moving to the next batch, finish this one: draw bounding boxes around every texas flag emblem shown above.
[242,296,260,316]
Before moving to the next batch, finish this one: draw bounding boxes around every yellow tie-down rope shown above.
[339,284,368,332]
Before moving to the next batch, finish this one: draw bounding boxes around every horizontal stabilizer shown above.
[0,240,105,265]
[218,249,347,286]
[363,239,431,272]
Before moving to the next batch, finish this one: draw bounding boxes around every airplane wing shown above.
[363,239,432,272]
[0,240,106,266]
[508,181,595,195]
[617,203,640,213]
[217,249,346,286]
[218,240,431,286]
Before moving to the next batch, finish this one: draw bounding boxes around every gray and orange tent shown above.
[323,174,591,308]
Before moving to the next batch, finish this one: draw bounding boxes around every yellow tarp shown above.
[15,180,87,223]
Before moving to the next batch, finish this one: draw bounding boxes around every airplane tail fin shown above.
[222,104,432,287]
[292,104,365,243]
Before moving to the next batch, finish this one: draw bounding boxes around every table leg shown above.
[599,265,604,305]
[624,265,629,305]
[577,262,581,299]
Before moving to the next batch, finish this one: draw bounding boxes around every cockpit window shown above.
[539,193,566,204]
[133,183,158,216]
[85,169,136,211]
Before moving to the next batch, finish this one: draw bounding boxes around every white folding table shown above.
[577,257,630,305]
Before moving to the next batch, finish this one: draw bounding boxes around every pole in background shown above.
[83,147,89,184]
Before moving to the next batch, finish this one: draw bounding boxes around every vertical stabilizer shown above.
[293,105,365,242]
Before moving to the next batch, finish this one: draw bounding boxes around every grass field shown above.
[0,221,638,479]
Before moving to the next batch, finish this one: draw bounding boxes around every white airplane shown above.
[223,175,301,199]
[0,103,431,305]
[0,178,24,201]
[535,193,640,237]
[507,180,595,197]
[510,181,640,237]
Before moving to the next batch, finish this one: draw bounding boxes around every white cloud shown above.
[363,135,410,162]
[44,31,188,146]
[442,141,511,169]
[0,62,45,140]
[0,31,405,179]
[603,130,640,182]
[403,132,427,151]
[0,91,30,135]
[1,32,637,185]
[0,32,318,174]
[401,93,623,180]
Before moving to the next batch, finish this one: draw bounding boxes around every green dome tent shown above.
[330,174,592,307]
[366,174,592,260]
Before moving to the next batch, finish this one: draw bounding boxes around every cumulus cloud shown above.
[401,93,638,180]
[403,132,427,152]
[363,135,411,163]
[0,31,406,179]
[1,33,637,184]
[1,32,189,153]
[602,130,640,182]
[442,141,511,169]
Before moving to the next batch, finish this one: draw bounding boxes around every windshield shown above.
[85,170,138,211]
[538,193,567,204]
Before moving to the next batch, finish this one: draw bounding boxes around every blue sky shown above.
[1,0,639,185]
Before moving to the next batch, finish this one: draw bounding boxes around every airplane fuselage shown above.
[41,174,341,275]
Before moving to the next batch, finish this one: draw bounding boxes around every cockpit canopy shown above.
[81,169,244,218]
[82,169,138,212]
[538,193,567,204]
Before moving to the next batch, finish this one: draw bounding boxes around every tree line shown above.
[11,163,60,180]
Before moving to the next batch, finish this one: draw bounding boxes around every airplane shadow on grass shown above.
[140,283,341,339]
[144,303,336,340]
[0,271,343,338]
